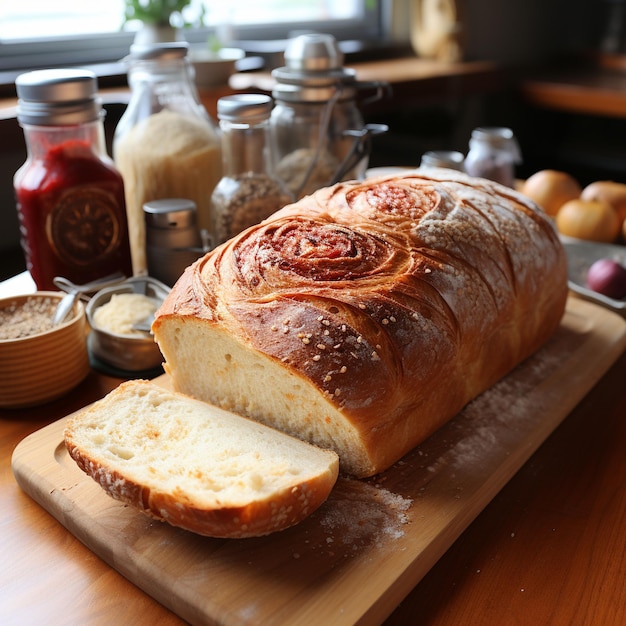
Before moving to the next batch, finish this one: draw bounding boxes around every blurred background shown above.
[0,0,620,277]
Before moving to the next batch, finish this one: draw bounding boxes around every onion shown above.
[585,258,626,299]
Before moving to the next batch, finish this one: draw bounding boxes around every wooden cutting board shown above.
[12,297,626,626]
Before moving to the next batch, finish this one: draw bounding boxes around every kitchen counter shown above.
[2,270,626,624]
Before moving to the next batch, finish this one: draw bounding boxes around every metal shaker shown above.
[144,198,204,287]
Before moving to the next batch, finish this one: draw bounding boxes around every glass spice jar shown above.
[113,42,222,275]
[270,33,388,200]
[13,69,133,291]
[211,94,293,246]
[463,127,522,188]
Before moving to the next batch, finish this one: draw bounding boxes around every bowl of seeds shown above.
[0,292,89,409]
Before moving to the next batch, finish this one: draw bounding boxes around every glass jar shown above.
[14,69,133,291]
[463,127,522,188]
[270,33,388,200]
[113,42,222,275]
[211,94,293,246]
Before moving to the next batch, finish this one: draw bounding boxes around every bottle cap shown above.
[143,198,198,230]
[15,69,101,126]
[271,33,357,102]
[217,94,272,123]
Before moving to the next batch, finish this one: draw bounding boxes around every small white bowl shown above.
[190,47,245,88]
[0,292,89,409]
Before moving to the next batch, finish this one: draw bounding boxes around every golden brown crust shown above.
[154,170,568,476]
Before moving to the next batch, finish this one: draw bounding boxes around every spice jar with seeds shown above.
[211,94,293,246]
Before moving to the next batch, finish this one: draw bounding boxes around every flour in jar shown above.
[114,110,222,274]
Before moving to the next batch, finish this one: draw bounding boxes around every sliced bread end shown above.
[64,380,339,538]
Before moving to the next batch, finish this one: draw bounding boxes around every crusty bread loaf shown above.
[153,169,568,477]
[64,380,339,538]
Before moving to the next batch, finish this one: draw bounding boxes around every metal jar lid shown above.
[283,33,344,72]
[469,127,522,162]
[420,150,465,171]
[144,198,203,286]
[143,198,198,230]
[217,94,272,123]
[271,33,357,102]
[15,68,102,126]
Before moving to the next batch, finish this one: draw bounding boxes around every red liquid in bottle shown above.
[15,138,133,290]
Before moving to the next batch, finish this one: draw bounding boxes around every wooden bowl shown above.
[0,292,89,409]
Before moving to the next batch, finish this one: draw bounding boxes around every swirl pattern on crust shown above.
[190,171,560,412]
[231,218,406,289]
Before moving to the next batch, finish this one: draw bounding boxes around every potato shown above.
[520,170,582,216]
[555,199,621,243]
[581,181,626,223]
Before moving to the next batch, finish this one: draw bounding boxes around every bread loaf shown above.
[153,169,568,477]
[64,380,339,538]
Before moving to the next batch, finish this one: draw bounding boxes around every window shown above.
[0,1,384,72]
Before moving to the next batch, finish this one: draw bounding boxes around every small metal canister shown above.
[144,198,203,287]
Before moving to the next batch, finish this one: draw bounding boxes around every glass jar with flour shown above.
[114,42,221,275]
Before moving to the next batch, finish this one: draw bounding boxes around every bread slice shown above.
[64,380,339,538]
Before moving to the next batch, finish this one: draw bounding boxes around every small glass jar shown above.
[114,42,222,275]
[463,127,522,187]
[14,69,133,291]
[211,94,293,246]
[270,33,387,200]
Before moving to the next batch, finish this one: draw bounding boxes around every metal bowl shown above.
[86,276,170,372]
[0,291,89,409]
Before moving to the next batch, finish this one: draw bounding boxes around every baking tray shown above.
[562,235,626,316]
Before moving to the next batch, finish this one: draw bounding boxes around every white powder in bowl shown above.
[92,293,158,336]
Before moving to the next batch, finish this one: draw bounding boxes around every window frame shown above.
[0,6,386,73]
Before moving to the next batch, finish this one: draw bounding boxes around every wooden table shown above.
[2,272,626,625]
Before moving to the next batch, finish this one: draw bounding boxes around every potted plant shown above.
[122,0,200,44]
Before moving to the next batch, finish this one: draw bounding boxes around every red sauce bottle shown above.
[14,69,133,290]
